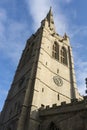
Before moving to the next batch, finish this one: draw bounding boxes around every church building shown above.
[0,8,87,130]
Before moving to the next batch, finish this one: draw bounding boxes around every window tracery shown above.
[52,42,59,61]
[60,47,67,65]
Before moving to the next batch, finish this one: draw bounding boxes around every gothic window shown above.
[52,42,59,61]
[49,122,58,130]
[60,47,67,65]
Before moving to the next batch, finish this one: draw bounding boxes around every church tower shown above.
[0,8,82,130]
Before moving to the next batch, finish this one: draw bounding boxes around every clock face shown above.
[53,76,63,86]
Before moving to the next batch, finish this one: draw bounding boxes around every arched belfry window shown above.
[52,42,59,61]
[49,122,58,130]
[60,47,67,65]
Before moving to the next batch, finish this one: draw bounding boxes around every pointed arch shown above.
[60,46,67,65]
[52,42,59,61]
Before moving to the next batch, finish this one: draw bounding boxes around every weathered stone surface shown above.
[0,8,84,130]
[39,98,87,130]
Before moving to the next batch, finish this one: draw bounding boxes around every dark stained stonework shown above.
[39,97,87,130]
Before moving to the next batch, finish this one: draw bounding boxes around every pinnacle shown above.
[46,7,55,32]
[49,6,53,15]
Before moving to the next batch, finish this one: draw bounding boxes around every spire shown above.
[63,33,68,40]
[46,7,55,32]
[47,6,53,18]
[41,7,55,32]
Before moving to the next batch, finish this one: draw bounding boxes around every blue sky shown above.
[0,0,87,111]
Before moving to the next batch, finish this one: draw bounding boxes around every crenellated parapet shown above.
[39,97,87,114]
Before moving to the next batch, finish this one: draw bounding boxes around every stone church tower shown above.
[0,8,82,130]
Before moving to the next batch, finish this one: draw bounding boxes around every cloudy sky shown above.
[0,0,87,111]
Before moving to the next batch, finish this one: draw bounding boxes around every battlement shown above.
[39,97,87,117]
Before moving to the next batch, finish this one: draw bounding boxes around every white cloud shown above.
[72,43,83,49]
[0,88,8,96]
[58,0,72,3]
[75,59,87,95]
[26,0,69,35]
[0,7,31,111]
[70,26,87,38]
[54,11,69,35]
[26,0,52,30]
[0,9,7,40]
[0,8,7,21]
[0,88,8,111]
[0,8,30,65]
[64,0,72,3]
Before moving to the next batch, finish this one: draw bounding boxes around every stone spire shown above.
[46,7,55,32]
[41,7,55,32]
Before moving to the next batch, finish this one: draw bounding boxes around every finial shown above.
[65,33,67,36]
[49,6,53,16]
[42,7,55,32]
[63,33,68,40]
